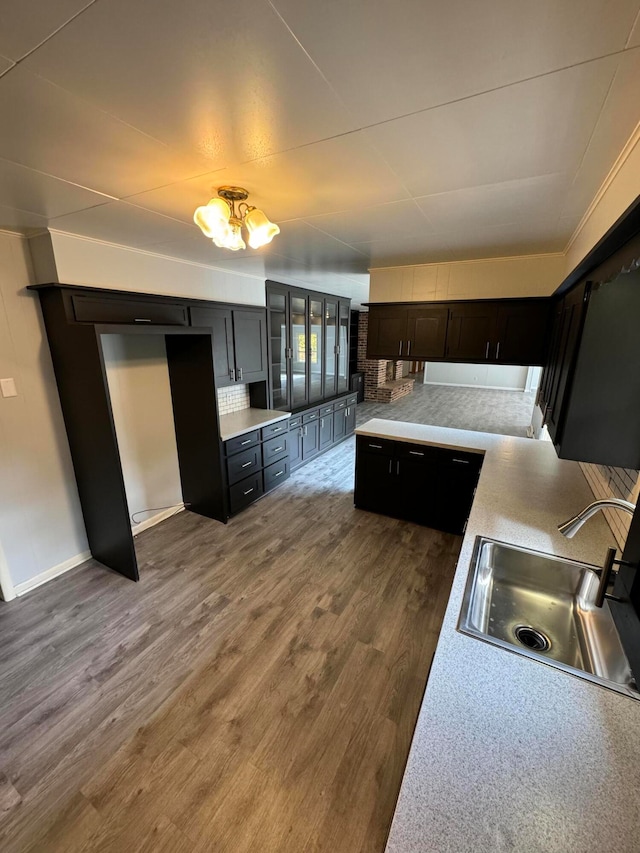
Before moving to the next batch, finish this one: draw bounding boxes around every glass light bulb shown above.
[244,207,280,249]
[225,221,246,251]
[194,197,230,239]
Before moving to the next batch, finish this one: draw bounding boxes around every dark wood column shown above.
[166,332,227,522]
[36,288,139,580]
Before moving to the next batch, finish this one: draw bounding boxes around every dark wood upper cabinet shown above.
[368,305,448,359]
[406,306,448,359]
[545,269,640,469]
[494,300,552,365]
[367,298,550,365]
[232,309,268,383]
[445,303,497,361]
[191,305,267,387]
[72,293,189,326]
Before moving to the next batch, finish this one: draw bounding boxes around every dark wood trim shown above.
[362,296,552,308]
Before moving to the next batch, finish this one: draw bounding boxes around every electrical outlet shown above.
[0,378,17,398]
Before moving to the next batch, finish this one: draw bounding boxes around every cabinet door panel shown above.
[319,414,333,449]
[191,306,235,387]
[345,404,356,436]
[406,307,448,359]
[333,408,346,442]
[268,290,290,410]
[290,293,309,408]
[446,304,498,360]
[309,298,324,402]
[434,457,480,534]
[545,285,585,443]
[324,299,338,399]
[495,301,551,365]
[289,427,303,470]
[302,418,320,461]
[233,309,267,383]
[354,448,397,516]
[337,300,350,393]
[367,306,407,358]
[395,446,439,525]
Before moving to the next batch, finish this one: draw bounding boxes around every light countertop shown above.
[219,408,290,442]
[355,419,640,853]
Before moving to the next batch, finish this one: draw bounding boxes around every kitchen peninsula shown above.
[354,419,640,853]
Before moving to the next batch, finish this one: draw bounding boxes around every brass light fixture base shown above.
[218,186,249,203]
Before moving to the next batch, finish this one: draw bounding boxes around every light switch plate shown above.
[1,378,17,398]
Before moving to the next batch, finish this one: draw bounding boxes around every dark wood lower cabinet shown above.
[319,413,333,450]
[302,418,320,461]
[354,436,482,535]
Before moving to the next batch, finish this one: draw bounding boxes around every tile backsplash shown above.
[580,462,640,550]
[217,384,250,415]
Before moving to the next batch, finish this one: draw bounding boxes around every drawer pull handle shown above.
[274,470,284,478]
[243,487,254,496]
[452,458,470,464]
[369,444,382,449]
[240,439,252,446]
[134,318,151,322]
[271,426,283,433]
[409,451,424,456]
[241,461,253,468]
[272,446,283,453]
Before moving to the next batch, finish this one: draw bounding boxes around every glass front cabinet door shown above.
[268,289,290,410]
[337,300,350,393]
[309,298,324,402]
[290,293,309,408]
[324,299,338,399]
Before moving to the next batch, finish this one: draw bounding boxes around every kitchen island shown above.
[355,419,640,853]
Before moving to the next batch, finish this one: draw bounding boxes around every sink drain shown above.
[514,625,551,652]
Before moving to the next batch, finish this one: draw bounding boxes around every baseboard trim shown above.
[424,380,527,392]
[132,504,184,536]
[14,549,92,597]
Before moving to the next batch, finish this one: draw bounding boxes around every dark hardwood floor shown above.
[0,437,461,852]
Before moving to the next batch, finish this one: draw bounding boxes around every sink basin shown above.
[458,537,639,700]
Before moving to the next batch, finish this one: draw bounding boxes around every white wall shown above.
[0,232,87,596]
[102,334,182,526]
[369,253,565,302]
[423,362,531,391]
[30,231,267,306]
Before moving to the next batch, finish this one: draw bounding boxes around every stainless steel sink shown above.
[458,537,639,700]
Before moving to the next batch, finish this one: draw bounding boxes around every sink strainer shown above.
[514,625,551,652]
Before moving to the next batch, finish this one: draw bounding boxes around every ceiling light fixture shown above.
[194,186,280,251]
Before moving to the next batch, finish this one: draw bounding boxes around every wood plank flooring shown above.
[0,437,461,852]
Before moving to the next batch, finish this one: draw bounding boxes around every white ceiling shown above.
[1,0,640,302]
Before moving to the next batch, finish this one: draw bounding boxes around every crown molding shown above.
[565,118,640,255]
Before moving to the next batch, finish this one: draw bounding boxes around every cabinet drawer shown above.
[396,442,443,462]
[227,445,262,485]
[357,436,396,455]
[72,294,188,326]
[229,473,263,514]
[347,394,358,406]
[320,404,334,416]
[264,458,290,491]
[334,399,347,410]
[262,434,289,464]
[225,430,260,456]
[441,449,483,473]
[302,409,320,424]
[261,420,289,441]
[289,417,302,430]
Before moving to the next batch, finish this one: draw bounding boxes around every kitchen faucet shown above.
[558,498,636,607]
